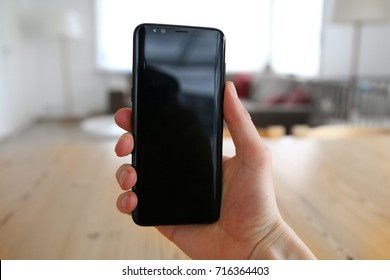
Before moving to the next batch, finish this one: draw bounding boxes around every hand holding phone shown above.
[115,82,316,259]
[131,24,225,226]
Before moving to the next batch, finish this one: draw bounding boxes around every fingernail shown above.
[227,81,238,97]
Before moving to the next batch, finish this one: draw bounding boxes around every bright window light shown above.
[95,0,270,73]
[272,0,323,76]
[95,0,323,76]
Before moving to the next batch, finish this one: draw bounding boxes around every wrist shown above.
[249,217,316,260]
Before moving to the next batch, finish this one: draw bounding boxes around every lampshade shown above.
[59,10,83,40]
[332,0,389,22]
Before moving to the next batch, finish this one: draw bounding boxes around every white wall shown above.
[0,0,39,139]
[320,0,390,78]
[0,0,129,140]
[0,0,8,139]
[16,0,127,119]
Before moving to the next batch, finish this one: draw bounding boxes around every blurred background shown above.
[1,0,390,135]
[1,0,390,259]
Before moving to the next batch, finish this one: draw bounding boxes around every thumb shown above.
[223,81,269,160]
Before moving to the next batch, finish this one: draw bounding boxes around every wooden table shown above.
[0,123,389,259]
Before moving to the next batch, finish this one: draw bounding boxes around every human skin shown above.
[114,81,316,260]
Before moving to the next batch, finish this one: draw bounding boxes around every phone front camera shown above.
[161,28,166,34]
[153,28,158,33]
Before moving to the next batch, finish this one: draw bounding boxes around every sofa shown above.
[233,72,312,134]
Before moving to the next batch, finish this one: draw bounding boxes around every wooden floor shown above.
[1,121,390,259]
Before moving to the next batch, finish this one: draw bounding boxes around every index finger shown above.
[114,108,132,132]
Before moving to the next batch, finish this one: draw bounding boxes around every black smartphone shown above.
[131,23,225,226]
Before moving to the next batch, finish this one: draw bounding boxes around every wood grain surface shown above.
[1,122,389,259]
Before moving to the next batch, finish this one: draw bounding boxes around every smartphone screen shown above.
[132,24,225,226]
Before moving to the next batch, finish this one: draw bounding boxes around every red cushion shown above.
[284,88,310,105]
[262,93,288,105]
[234,74,251,99]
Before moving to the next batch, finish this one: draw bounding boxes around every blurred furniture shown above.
[353,78,390,125]
[332,0,390,120]
[224,125,287,139]
[332,0,389,78]
[308,78,390,126]
[58,10,83,119]
[241,102,311,134]
[108,90,131,114]
[307,79,351,125]
[237,73,312,134]
[305,124,390,139]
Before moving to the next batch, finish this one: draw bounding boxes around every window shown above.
[96,0,323,77]
[271,0,324,76]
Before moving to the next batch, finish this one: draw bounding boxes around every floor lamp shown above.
[332,0,389,121]
[58,10,83,120]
